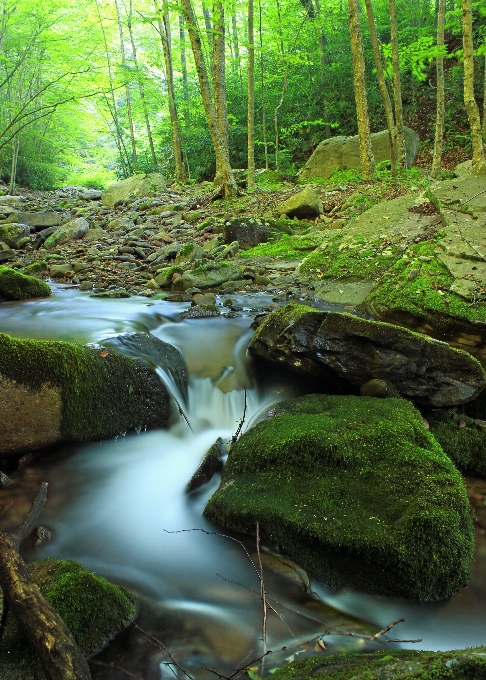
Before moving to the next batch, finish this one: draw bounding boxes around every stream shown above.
[0,285,485,678]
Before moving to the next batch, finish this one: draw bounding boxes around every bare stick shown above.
[256,523,268,660]
[232,389,247,443]
[135,624,194,680]
[89,660,143,679]
[174,396,194,434]
[12,481,48,549]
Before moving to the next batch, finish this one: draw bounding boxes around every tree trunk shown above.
[155,0,186,182]
[483,53,486,136]
[9,134,19,194]
[313,0,331,136]
[114,0,137,171]
[179,13,190,126]
[347,0,375,179]
[364,0,397,176]
[259,0,269,169]
[462,0,485,170]
[431,0,445,178]
[0,484,91,680]
[212,1,230,179]
[127,0,157,169]
[247,0,255,188]
[179,0,236,196]
[389,0,405,169]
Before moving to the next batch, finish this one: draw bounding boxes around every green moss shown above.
[154,265,184,287]
[428,411,486,476]
[0,559,137,679]
[22,260,48,275]
[0,266,51,300]
[90,289,130,298]
[240,233,322,260]
[0,332,169,440]
[361,242,486,326]
[270,647,486,680]
[205,394,473,600]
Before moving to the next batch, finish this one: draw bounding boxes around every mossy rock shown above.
[269,647,486,680]
[240,232,322,260]
[0,558,138,679]
[223,217,293,250]
[22,260,48,275]
[0,332,173,455]
[428,410,486,476]
[204,394,473,600]
[0,266,51,301]
[173,262,242,290]
[102,173,166,208]
[0,223,30,247]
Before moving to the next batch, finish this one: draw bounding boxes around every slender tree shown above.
[363,0,397,176]
[247,0,255,188]
[178,12,190,126]
[258,0,269,169]
[179,0,236,196]
[462,0,485,170]
[347,0,375,179]
[431,0,445,178]
[389,0,405,169]
[212,1,230,181]
[114,0,137,171]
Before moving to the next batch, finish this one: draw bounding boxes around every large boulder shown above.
[44,217,89,249]
[205,394,473,600]
[0,223,30,247]
[0,332,180,455]
[278,187,323,218]
[270,648,486,680]
[223,217,293,249]
[300,126,420,180]
[102,173,166,208]
[249,304,485,408]
[0,267,51,301]
[6,211,62,230]
[0,558,138,680]
[173,262,241,290]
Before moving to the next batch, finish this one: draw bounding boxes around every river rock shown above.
[278,187,323,219]
[0,558,138,679]
[79,189,103,200]
[0,332,174,455]
[176,242,206,264]
[102,173,166,208]
[173,263,241,290]
[205,393,473,600]
[249,304,485,408]
[49,263,73,278]
[186,438,224,492]
[44,217,89,249]
[0,248,15,262]
[0,223,30,247]
[106,217,135,232]
[0,266,51,301]
[270,647,486,680]
[0,195,24,204]
[6,211,62,230]
[300,126,420,180]
[223,217,293,249]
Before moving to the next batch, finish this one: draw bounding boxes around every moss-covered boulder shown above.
[270,648,486,680]
[5,211,62,229]
[0,266,51,301]
[278,187,323,218]
[428,410,486,476]
[0,558,138,679]
[102,173,166,208]
[249,304,485,408]
[173,262,242,290]
[204,394,473,600]
[0,223,30,247]
[223,216,293,249]
[0,332,176,455]
[44,217,89,249]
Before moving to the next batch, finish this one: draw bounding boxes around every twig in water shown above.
[174,396,194,434]
[135,624,195,680]
[256,523,268,661]
[232,389,247,443]
[89,659,144,679]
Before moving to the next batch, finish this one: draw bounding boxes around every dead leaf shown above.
[99,349,109,357]
[422,417,430,430]
[459,420,466,428]
[315,639,327,651]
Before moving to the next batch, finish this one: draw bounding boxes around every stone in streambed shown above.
[278,187,323,219]
[44,217,89,249]
[249,304,485,408]
[0,223,30,247]
[102,173,166,208]
[187,438,224,492]
[0,266,51,301]
[6,211,62,229]
[223,217,293,249]
[173,263,241,291]
[0,558,138,680]
[204,394,473,600]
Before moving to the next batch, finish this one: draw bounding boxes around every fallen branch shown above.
[232,389,247,443]
[0,483,91,680]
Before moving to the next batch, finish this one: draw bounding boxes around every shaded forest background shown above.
[0,0,484,190]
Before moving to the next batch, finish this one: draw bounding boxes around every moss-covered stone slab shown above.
[0,332,176,455]
[299,127,419,180]
[269,647,486,680]
[5,211,62,229]
[204,394,473,600]
[0,558,138,680]
[428,410,486,476]
[249,304,485,408]
[224,217,293,249]
[102,173,166,208]
[0,266,51,301]
[44,217,89,249]
[278,187,323,219]
[0,223,30,247]
[173,262,242,290]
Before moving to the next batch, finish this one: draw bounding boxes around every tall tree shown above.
[114,0,137,170]
[389,0,405,169]
[431,0,445,178]
[363,0,397,176]
[179,0,236,196]
[462,0,485,170]
[247,0,255,188]
[347,0,375,179]
[212,1,230,181]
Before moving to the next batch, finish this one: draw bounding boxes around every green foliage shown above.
[429,411,486,476]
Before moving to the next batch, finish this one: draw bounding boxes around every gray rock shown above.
[0,249,15,262]
[278,187,323,218]
[49,263,74,278]
[249,304,486,408]
[44,217,89,249]
[6,211,62,229]
[0,223,30,247]
[223,217,293,249]
[79,190,102,200]
[360,378,401,398]
[174,263,241,291]
[102,173,166,208]
[186,438,224,492]
[106,217,135,232]
[300,126,420,180]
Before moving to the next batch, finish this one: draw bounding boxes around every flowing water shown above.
[0,285,485,678]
